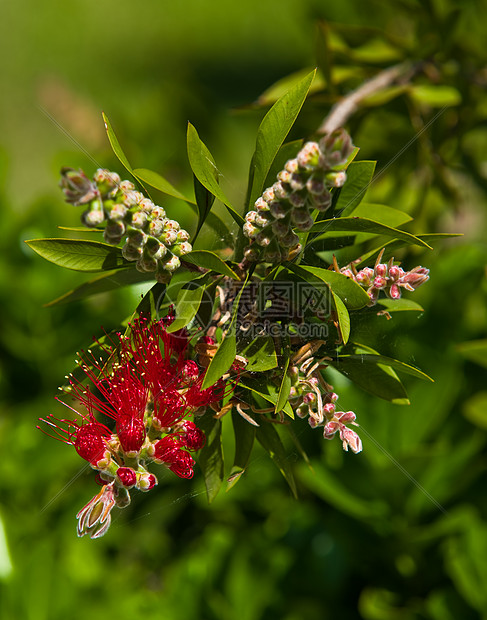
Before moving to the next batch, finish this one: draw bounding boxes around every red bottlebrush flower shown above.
[153,389,186,428]
[75,422,112,466]
[179,420,206,451]
[38,412,112,468]
[153,435,195,479]
[116,414,146,455]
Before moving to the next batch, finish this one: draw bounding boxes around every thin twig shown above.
[318,61,423,135]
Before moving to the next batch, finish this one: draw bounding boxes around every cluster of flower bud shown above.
[287,355,362,454]
[243,129,355,263]
[340,252,430,306]
[59,167,192,283]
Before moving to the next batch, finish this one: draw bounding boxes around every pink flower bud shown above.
[138,472,158,491]
[76,484,116,539]
[339,426,362,454]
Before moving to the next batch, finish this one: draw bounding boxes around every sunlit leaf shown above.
[184,250,239,280]
[102,112,133,174]
[334,161,376,216]
[239,336,277,372]
[132,167,195,203]
[286,263,370,310]
[166,279,208,333]
[409,84,461,107]
[309,217,432,249]
[25,238,132,272]
[187,123,243,225]
[246,69,316,209]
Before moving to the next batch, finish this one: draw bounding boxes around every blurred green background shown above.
[1,0,487,618]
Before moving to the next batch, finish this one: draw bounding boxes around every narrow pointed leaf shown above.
[329,355,410,404]
[195,414,224,502]
[334,161,376,216]
[256,422,298,498]
[46,268,154,306]
[350,203,412,227]
[187,123,243,225]
[102,112,133,174]
[309,217,433,249]
[240,378,294,418]
[286,263,370,310]
[332,290,350,344]
[276,357,291,414]
[239,336,277,372]
[26,238,132,272]
[166,281,207,333]
[184,250,239,280]
[247,69,316,209]
[201,280,247,389]
[337,353,433,382]
[227,412,256,491]
[132,167,195,203]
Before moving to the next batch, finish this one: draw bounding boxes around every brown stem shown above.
[318,61,423,135]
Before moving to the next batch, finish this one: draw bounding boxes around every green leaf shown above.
[408,84,461,107]
[334,161,376,216]
[350,203,412,227]
[166,280,207,333]
[457,340,487,369]
[193,175,215,240]
[240,378,294,419]
[337,353,433,382]
[195,414,224,502]
[356,233,462,266]
[239,336,277,372]
[102,112,133,174]
[183,250,239,280]
[276,357,291,414]
[255,68,325,107]
[329,355,409,404]
[129,282,167,323]
[187,123,243,225]
[463,391,487,430]
[132,167,195,203]
[332,290,350,344]
[256,422,297,498]
[201,280,247,389]
[298,462,388,519]
[45,268,155,306]
[25,238,132,272]
[246,69,316,209]
[286,263,370,310]
[376,298,424,313]
[227,411,256,491]
[309,217,433,249]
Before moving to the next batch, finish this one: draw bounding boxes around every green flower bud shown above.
[162,254,181,272]
[109,203,128,220]
[171,242,192,257]
[93,169,120,196]
[122,244,142,261]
